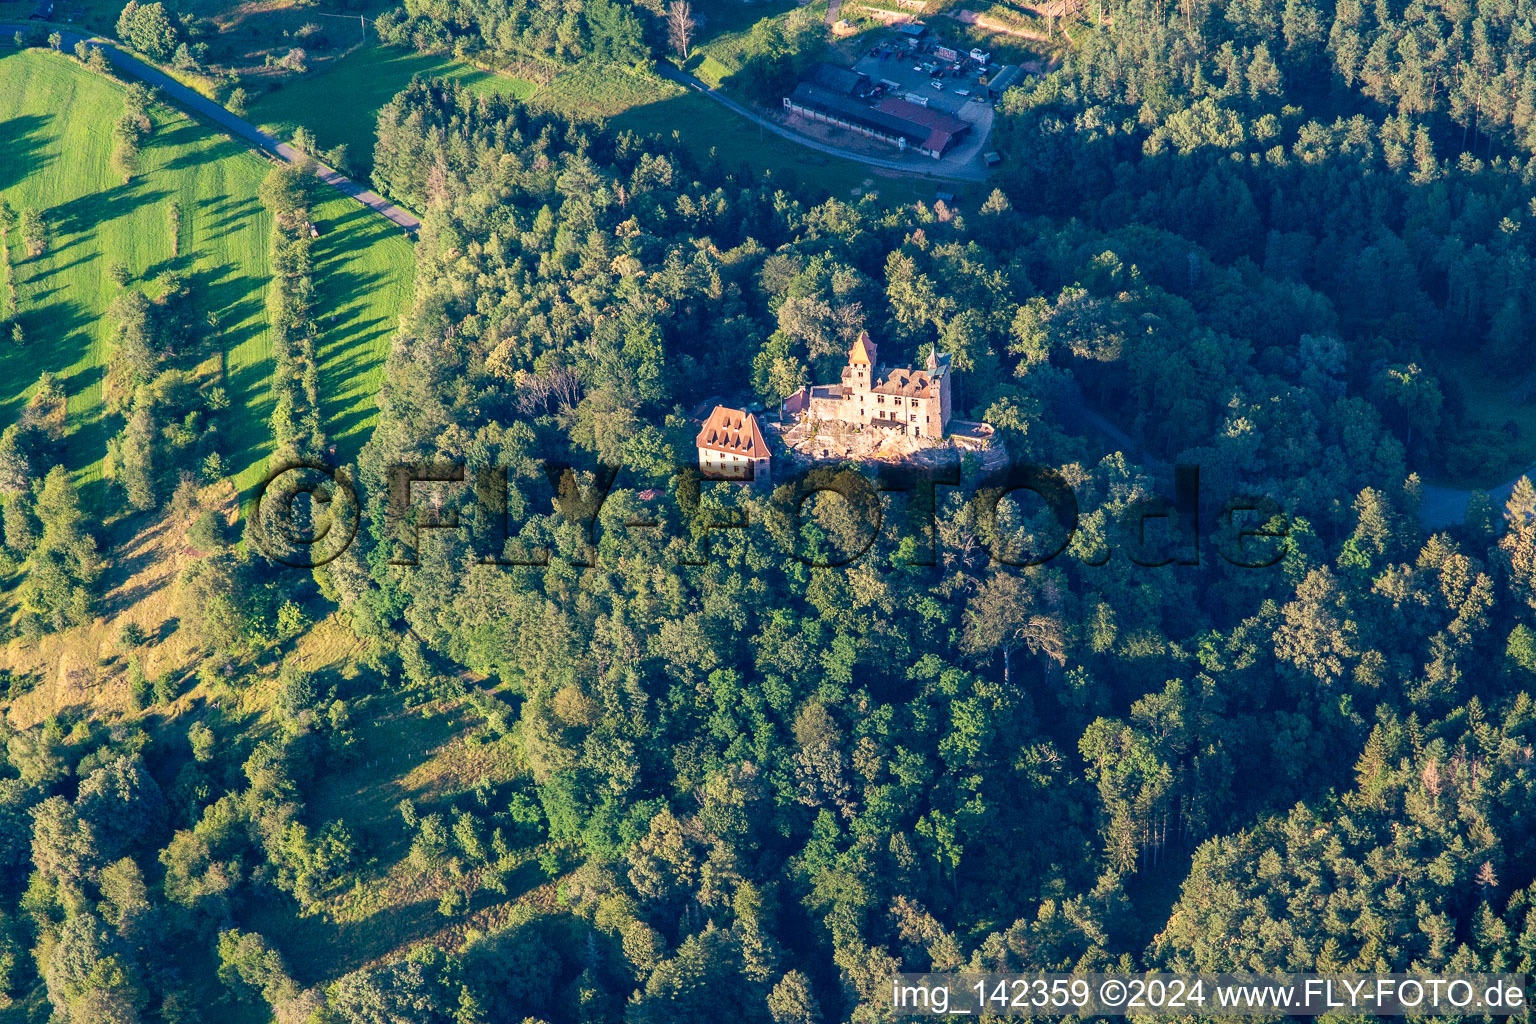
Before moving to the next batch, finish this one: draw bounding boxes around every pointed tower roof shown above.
[848,331,877,366]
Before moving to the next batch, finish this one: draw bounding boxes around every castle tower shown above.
[848,331,877,393]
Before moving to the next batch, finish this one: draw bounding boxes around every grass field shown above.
[51,0,402,77]
[0,47,411,509]
[684,0,802,87]
[692,0,805,45]
[612,90,939,206]
[685,0,824,88]
[248,43,536,176]
[533,58,680,120]
[310,193,413,469]
[246,36,962,213]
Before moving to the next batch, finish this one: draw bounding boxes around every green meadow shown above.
[612,90,938,206]
[0,48,412,507]
[248,43,536,175]
[251,39,942,210]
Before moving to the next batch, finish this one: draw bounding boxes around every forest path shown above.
[3,27,421,234]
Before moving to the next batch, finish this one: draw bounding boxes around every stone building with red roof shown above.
[801,331,954,439]
[696,406,773,484]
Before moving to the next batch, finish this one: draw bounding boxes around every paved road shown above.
[5,27,421,234]
[656,63,990,183]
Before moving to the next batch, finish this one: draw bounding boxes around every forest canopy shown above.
[7,1,1536,1021]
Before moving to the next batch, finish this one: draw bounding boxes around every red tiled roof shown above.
[872,367,937,397]
[874,96,969,153]
[697,406,770,458]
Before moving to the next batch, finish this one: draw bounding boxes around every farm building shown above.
[783,83,970,159]
[984,63,1024,98]
[874,96,969,156]
[806,61,869,96]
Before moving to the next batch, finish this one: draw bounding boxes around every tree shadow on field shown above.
[327,411,375,460]
[224,351,274,490]
[51,183,171,239]
[142,251,194,284]
[0,299,95,420]
[156,134,247,174]
[316,307,392,438]
[318,265,392,317]
[213,297,265,352]
[32,250,101,287]
[23,231,87,269]
[191,259,265,348]
[197,193,239,217]
[204,194,262,235]
[243,895,447,985]
[105,576,158,614]
[310,213,400,331]
[313,206,389,259]
[57,353,104,395]
[56,358,113,514]
[321,317,390,363]
[326,386,379,431]
[0,112,53,192]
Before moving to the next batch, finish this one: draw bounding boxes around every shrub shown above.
[117,620,147,648]
[153,672,178,705]
[188,721,215,763]
[187,510,227,552]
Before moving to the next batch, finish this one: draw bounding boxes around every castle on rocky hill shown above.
[794,331,954,439]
